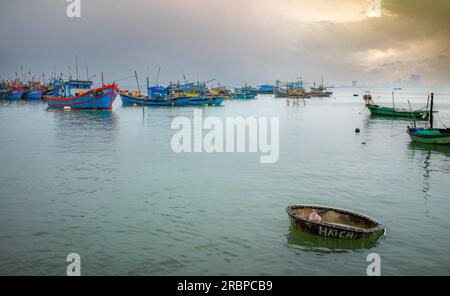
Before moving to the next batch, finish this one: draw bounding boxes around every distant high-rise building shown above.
[392,79,403,88]
[352,80,358,87]
[410,74,421,86]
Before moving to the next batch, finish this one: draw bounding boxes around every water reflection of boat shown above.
[286,227,380,255]
[48,108,117,132]
[408,142,450,199]
[408,141,450,157]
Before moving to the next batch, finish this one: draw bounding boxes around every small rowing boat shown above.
[286,205,386,241]
[408,93,450,145]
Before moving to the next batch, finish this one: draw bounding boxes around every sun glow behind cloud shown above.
[252,0,369,24]
[366,0,382,18]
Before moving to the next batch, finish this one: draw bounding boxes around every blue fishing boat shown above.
[44,79,118,110]
[120,90,189,106]
[257,84,274,94]
[0,88,24,100]
[234,85,257,100]
[207,97,225,106]
[22,89,43,100]
[120,75,191,106]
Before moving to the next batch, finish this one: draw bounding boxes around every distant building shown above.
[352,80,358,87]
[410,74,421,86]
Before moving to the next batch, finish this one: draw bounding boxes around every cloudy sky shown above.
[0,0,449,87]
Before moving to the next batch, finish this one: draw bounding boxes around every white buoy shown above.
[63,106,71,111]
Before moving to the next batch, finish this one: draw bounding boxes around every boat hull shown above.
[23,90,43,100]
[309,92,333,98]
[408,128,450,145]
[186,97,209,106]
[44,84,118,110]
[1,89,24,100]
[207,97,225,106]
[120,92,189,106]
[367,105,429,119]
[234,93,257,100]
[286,205,386,241]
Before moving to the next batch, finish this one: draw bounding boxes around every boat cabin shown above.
[52,79,93,97]
[148,86,168,99]
[65,80,93,97]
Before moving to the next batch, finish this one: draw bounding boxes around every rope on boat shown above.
[104,75,136,84]
[436,115,448,129]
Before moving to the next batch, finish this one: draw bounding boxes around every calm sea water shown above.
[1,88,450,275]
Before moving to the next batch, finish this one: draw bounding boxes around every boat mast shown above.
[85,61,89,81]
[146,76,150,97]
[135,71,141,96]
[75,55,79,80]
[155,66,161,86]
[430,93,434,129]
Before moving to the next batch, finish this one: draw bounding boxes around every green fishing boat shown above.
[363,92,431,120]
[408,93,450,145]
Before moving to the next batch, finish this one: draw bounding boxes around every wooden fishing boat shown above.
[366,105,430,118]
[120,91,189,106]
[408,128,450,144]
[22,89,43,100]
[44,79,118,110]
[408,93,450,145]
[308,79,333,98]
[0,88,24,100]
[286,205,386,240]
[363,91,431,120]
[234,86,257,100]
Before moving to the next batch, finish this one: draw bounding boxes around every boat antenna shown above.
[101,72,104,87]
[75,55,79,80]
[155,66,161,86]
[430,93,434,129]
[85,60,89,80]
[135,71,141,95]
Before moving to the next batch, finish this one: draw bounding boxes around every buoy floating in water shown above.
[63,106,71,111]
[355,128,360,133]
